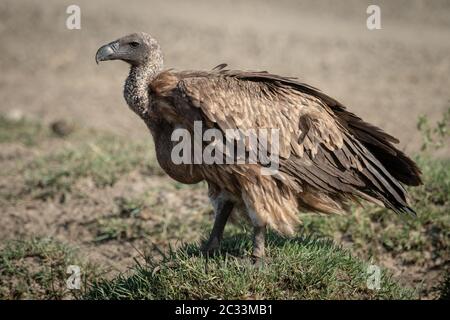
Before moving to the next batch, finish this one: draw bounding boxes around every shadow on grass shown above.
[184,231,337,261]
[85,229,414,299]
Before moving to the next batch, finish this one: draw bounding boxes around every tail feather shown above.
[348,137,417,215]
[331,106,423,187]
[365,144,422,186]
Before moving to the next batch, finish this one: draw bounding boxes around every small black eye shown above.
[129,41,140,48]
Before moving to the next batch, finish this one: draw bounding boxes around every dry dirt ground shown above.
[0,0,449,298]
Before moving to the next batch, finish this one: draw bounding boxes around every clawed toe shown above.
[251,255,266,268]
[201,238,220,256]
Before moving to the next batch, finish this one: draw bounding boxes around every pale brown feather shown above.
[147,67,420,234]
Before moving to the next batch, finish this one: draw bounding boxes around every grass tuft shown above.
[0,116,49,146]
[22,134,163,200]
[85,233,414,300]
[0,238,102,299]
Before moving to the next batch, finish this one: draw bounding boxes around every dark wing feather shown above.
[152,69,419,215]
[229,70,422,186]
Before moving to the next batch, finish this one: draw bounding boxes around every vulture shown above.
[96,33,422,262]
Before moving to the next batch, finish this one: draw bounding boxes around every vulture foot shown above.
[201,237,220,255]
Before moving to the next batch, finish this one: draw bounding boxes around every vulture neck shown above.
[124,60,163,119]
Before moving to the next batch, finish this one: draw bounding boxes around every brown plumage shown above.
[96,33,422,261]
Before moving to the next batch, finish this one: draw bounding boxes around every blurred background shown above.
[0,0,449,300]
[1,0,449,153]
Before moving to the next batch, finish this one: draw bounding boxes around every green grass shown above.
[91,196,151,243]
[0,114,448,299]
[0,116,49,146]
[24,136,160,198]
[0,238,102,299]
[85,233,413,300]
[299,156,450,269]
[82,156,448,300]
[22,134,164,200]
[93,216,151,243]
[0,116,163,200]
[85,190,211,244]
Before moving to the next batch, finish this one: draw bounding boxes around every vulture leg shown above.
[251,225,266,263]
[202,199,234,254]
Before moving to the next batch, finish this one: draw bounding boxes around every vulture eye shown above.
[129,41,140,48]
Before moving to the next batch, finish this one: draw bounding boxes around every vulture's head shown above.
[95,32,162,67]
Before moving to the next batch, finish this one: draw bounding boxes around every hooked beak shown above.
[95,41,119,64]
